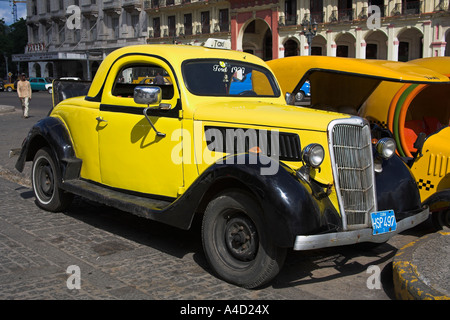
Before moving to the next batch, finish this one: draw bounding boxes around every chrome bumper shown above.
[293,206,429,251]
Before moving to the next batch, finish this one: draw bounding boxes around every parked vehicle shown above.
[29,77,53,94]
[295,80,310,102]
[4,81,17,92]
[361,57,450,229]
[14,45,431,288]
[269,55,450,229]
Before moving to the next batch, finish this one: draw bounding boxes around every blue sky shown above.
[0,1,27,25]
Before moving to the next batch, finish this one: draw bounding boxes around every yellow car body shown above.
[269,56,450,228]
[362,57,450,228]
[15,45,431,288]
[4,82,16,92]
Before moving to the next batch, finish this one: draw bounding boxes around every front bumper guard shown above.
[294,206,429,251]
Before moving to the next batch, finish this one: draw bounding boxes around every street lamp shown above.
[301,17,318,56]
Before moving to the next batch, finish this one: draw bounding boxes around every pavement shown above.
[0,100,449,300]
[0,104,15,114]
[393,230,450,300]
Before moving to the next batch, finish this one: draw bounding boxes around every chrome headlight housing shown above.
[375,138,396,159]
[302,143,325,168]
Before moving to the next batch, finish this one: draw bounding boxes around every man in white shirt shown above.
[17,74,32,119]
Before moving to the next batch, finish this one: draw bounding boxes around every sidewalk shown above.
[0,105,15,114]
[393,230,450,300]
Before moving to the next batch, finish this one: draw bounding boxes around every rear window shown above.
[182,59,280,97]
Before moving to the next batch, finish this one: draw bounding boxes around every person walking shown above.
[17,74,32,118]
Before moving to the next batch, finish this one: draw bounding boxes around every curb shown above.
[393,231,450,300]
[0,105,15,114]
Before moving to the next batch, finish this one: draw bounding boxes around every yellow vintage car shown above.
[269,56,450,229]
[4,81,17,92]
[362,57,450,229]
[15,44,430,288]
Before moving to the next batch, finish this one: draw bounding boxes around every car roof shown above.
[87,44,267,100]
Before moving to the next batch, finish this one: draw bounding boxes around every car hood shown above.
[192,99,349,132]
[267,56,450,114]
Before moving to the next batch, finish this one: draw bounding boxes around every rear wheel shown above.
[432,209,450,230]
[202,191,286,288]
[31,148,73,212]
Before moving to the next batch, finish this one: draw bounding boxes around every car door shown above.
[97,56,184,199]
[29,78,38,90]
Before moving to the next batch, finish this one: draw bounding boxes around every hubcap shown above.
[225,216,258,262]
[36,160,54,201]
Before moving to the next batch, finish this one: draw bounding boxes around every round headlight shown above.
[302,143,325,168]
[376,138,396,159]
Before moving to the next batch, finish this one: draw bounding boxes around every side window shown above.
[112,64,174,100]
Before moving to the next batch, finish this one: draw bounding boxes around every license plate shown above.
[370,210,397,235]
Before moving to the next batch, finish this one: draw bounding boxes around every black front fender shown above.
[375,154,422,219]
[15,117,81,181]
[172,154,340,247]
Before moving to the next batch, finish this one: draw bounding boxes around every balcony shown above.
[81,2,99,17]
[144,0,207,11]
[310,11,324,23]
[434,0,449,11]
[285,13,297,26]
[402,1,422,15]
[103,0,122,15]
[122,0,143,12]
[338,8,354,22]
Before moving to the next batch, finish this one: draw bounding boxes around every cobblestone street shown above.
[0,176,297,300]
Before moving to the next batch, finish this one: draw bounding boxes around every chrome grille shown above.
[329,120,377,230]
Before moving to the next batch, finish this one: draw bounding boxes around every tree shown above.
[0,18,28,80]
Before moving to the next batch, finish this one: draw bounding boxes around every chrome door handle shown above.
[96,116,108,123]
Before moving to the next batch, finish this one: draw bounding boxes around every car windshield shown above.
[182,59,280,97]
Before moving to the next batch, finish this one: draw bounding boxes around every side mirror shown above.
[134,86,166,138]
[134,86,162,106]
[285,92,295,105]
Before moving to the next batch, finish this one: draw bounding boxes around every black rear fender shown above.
[15,117,81,182]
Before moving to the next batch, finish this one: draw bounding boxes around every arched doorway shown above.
[32,63,41,77]
[284,38,299,57]
[365,30,388,60]
[45,62,54,78]
[397,27,423,61]
[311,34,327,56]
[241,18,272,61]
[335,32,356,57]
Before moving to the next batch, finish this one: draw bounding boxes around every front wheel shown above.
[31,148,73,212]
[202,191,286,289]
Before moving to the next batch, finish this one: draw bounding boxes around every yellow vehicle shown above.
[269,56,450,229]
[15,45,430,288]
[4,81,17,92]
[362,57,450,229]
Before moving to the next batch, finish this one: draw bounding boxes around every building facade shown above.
[13,0,450,80]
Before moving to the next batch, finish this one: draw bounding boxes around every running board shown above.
[61,179,183,225]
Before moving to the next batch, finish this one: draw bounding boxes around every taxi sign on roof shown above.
[204,38,231,50]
